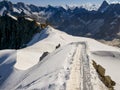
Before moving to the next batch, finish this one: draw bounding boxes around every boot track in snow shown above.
[66,42,93,90]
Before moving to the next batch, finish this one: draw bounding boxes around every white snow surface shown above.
[7,13,17,20]
[25,17,34,21]
[0,26,120,90]
[13,8,21,13]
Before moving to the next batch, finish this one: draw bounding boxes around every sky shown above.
[4,0,120,6]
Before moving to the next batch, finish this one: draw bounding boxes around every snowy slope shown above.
[0,26,120,90]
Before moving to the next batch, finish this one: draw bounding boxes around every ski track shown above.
[66,42,93,90]
[66,44,81,90]
[81,43,93,90]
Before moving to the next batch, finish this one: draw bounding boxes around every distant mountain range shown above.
[0,0,120,48]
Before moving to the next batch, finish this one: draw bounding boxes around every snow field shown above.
[0,26,120,90]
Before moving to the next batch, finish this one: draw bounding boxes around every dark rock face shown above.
[0,15,41,49]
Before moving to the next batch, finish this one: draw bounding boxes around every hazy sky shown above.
[6,0,120,6]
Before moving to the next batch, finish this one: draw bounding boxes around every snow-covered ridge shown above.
[7,13,17,20]
[0,26,120,90]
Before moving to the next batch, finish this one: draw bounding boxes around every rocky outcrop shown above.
[97,65,105,77]
[55,44,61,49]
[39,52,49,61]
[92,60,116,90]
[104,76,116,88]
[40,24,48,29]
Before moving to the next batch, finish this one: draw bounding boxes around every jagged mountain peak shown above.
[0,0,13,8]
[101,0,109,6]
[98,0,109,12]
